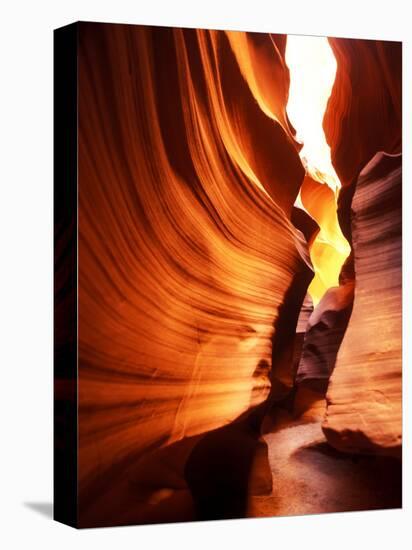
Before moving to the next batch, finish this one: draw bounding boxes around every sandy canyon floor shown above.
[250,417,401,518]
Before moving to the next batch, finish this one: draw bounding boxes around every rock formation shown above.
[77,24,312,525]
[296,281,354,388]
[322,152,402,455]
[56,24,402,526]
[324,38,402,188]
[320,38,402,456]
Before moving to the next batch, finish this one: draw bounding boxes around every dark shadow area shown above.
[24,502,53,519]
[184,406,269,521]
[77,402,273,527]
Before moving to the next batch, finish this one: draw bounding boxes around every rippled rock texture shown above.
[324,38,402,188]
[296,282,354,387]
[320,38,402,456]
[55,23,402,527]
[323,153,402,455]
[77,23,311,525]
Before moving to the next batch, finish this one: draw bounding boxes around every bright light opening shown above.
[285,35,351,305]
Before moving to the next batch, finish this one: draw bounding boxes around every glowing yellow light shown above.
[285,35,340,191]
[285,35,351,305]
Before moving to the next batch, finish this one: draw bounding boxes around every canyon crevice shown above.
[54,24,402,526]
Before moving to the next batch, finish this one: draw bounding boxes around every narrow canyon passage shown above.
[248,35,401,518]
[70,24,402,527]
[285,35,351,305]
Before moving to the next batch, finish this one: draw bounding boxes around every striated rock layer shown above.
[322,152,402,455]
[296,282,354,387]
[324,38,402,189]
[77,23,311,525]
[318,38,402,456]
[68,25,402,524]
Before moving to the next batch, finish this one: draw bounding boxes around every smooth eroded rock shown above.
[322,152,402,455]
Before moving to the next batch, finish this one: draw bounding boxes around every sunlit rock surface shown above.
[299,175,350,304]
[319,38,402,456]
[322,152,402,455]
[59,24,402,526]
[324,38,402,188]
[77,24,310,525]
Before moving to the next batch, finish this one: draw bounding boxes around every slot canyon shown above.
[55,23,402,526]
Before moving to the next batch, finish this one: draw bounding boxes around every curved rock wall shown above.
[77,23,310,520]
[72,26,402,524]
[296,282,354,386]
[322,153,402,455]
[324,38,402,188]
[320,38,402,455]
